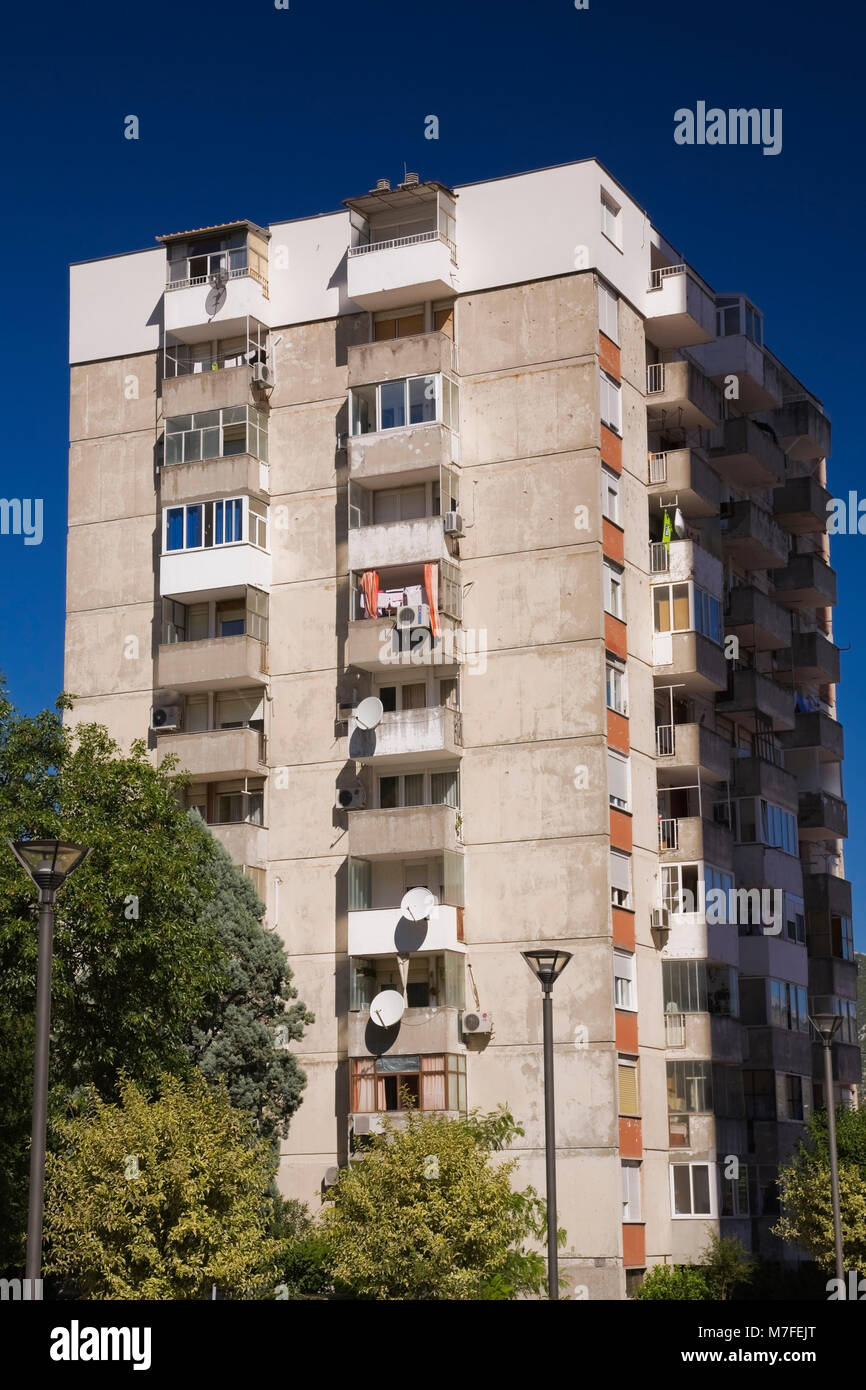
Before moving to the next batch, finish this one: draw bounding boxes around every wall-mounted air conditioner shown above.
[151,704,182,732]
[352,1114,385,1136]
[336,786,366,810]
[462,1009,493,1037]
[252,362,273,386]
[397,603,431,629]
[652,907,670,930]
[443,511,465,537]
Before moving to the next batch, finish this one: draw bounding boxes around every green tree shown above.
[701,1233,756,1300]
[774,1106,866,1271]
[44,1074,280,1299]
[321,1105,553,1300]
[632,1264,711,1300]
[270,1197,332,1300]
[182,828,313,1141]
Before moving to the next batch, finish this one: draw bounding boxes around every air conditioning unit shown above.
[652,907,670,930]
[443,511,465,537]
[462,1009,493,1037]
[336,786,366,810]
[396,603,431,629]
[151,705,182,732]
[322,1165,340,1190]
[252,362,273,386]
[352,1114,385,1136]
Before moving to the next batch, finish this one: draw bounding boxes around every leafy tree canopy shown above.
[774,1106,866,1272]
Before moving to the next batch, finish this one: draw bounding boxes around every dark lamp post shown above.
[522,948,572,1300]
[808,1010,845,1286]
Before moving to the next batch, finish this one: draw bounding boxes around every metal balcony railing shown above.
[656,724,675,757]
[659,817,679,851]
[349,229,457,261]
[649,541,670,573]
[665,1012,687,1048]
[647,363,665,394]
[648,451,668,483]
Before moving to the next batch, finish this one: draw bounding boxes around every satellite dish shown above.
[205,274,228,318]
[355,696,384,731]
[673,507,686,537]
[369,989,405,1029]
[400,886,436,922]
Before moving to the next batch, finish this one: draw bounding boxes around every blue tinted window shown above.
[166,509,184,551]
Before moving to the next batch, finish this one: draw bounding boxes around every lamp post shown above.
[9,839,91,1295]
[522,948,572,1300]
[808,1011,844,1285]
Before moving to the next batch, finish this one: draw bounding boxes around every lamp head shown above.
[9,839,91,894]
[808,1011,843,1044]
[522,948,572,991]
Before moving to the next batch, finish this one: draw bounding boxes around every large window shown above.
[606,656,627,714]
[780,1074,805,1121]
[663,961,739,1017]
[607,749,630,811]
[164,498,268,554]
[767,979,809,1033]
[161,588,268,645]
[671,1163,715,1217]
[349,953,464,1012]
[622,1161,642,1222]
[351,1053,466,1113]
[600,370,622,433]
[598,280,619,343]
[349,374,459,436]
[831,913,854,961]
[610,850,632,909]
[653,582,721,644]
[614,950,637,1011]
[667,1060,712,1113]
[833,997,858,1044]
[661,863,700,915]
[732,798,798,854]
[164,405,268,464]
[694,586,722,644]
[604,560,625,619]
[721,1164,750,1217]
[377,769,459,809]
[600,190,622,248]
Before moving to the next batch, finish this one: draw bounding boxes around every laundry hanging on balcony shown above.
[424,562,440,638]
[360,570,379,620]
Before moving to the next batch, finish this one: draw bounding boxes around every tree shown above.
[700,1233,756,1300]
[270,1197,332,1300]
[182,827,313,1141]
[774,1106,866,1271]
[44,1074,281,1299]
[320,1105,552,1300]
[632,1264,711,1300]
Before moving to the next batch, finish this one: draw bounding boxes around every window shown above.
[348,858,372,911]
[653,582,690,633]
[704,864,734,902]
[721,1165,750,1217]
[602,467,621,525]
[213,780,264,826]
[610,850,632,909]
[767,979,809,1033]
[614,949,637,1011]
[604,560,624,619]
[377,770,460,809]
[694,586,722,645]
[373,308,425,340]
[743,1069,775,1119]
[707,964,739,1017]
[598,280,619,343]
[349,374,459,436]
[831,913,854,961]
[600,190,622,248]
[164,405,268,465]
[781,1074,805,1121]
[667,1060,712,1113]
[622,1161,642,1222]
[163,498,268,554]
[618,1058,639,1115]
[833,997,858,1044]
[732,798,797,854]
[661,863,700,915]
[606,656,627,714]
[671,1163,715,1217]
[607,749,631,811]
[664,960,706,1014]
[600,370,622,433]
[351,1054,466,1113]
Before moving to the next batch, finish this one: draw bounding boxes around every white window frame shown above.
[605,656,628,715]
[602,466,621,526]
[603,560,625,620]
[607,748,631,811]
[670,1162,717,1218]
[163,497,268,556]
[622,1161,642,1222]
[598,279,619,343]
[721,1163,750,1217]
[600,370,622,433]
[614,949,637,1011]
[610,849,632,909]
[600,190,622,249]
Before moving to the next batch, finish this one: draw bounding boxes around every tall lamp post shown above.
[522,948,572,1301]
[808,1011,844,1285]
[9,839,91,1295]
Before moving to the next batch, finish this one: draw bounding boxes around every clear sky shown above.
[1,0,864,942]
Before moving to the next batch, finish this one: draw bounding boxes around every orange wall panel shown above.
[610,808,632,852]
[606,708,630,753]
[601,425,622,473]
[616,1009,639,1053]
[618,1115,642,1157]
[605,614,627,658]
[622,1224,646,1269]
[612,907,635,951]
[599,334,621,380]
[602,517,624,566]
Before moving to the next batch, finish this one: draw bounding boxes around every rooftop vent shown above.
[372,178,391,192]
[400,172,420,188]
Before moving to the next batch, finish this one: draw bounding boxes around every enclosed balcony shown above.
[162,319,271,416]
[778,711,843,761]
[657,797,734,870]
[159,497,270,603]
[798,790,848,841]
[773,630,840,686]
[803,870,851,918]
[771,552,837,610]
[159,221,270,334]
[725,585,792,651]
[348,853,464,957]
[705,417,785,489]
[644,264,716,348]
[647,448,722,518]
[350,1052,467,1133]
[646,359,722,430]
[345,180,458,310]
[772,475,832,534]
[720,501,789,571]
[347,330,455,388]
[716,668,795,731]
[690,297,782,410]
[346,559,462,673]
[347,371,460,482]
[770,398,831,463]
[347,467,459,573]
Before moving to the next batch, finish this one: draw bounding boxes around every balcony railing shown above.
[349,229,457,261]
[648,451,668,483]
[656,724,675,757]
[659,817,679,851]
[649,540,670,573]
[166,258,268,292]
[647,363,666,394]
[665,1012,687,1047]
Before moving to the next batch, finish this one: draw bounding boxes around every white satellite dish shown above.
[369,989,405,1028]
[400,886,436,922]
[354,696,384,731]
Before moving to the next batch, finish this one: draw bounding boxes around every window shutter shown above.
[608,750,629,807]
[610,850,632,894]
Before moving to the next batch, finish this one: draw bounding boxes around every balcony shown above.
[720,501,789,571]
[649,537,723,590]
[347,802,461,859]
[730,754,799,809]
[652,631,728,693]
[209,820,268,869]
[348,420,458,485]
[346,615,463,673]
[771,399,831,463]
[725,586,792,651]
[644,265,716,348]
[347,331,455,388]
[778,712,843,761]
[160,453,269,508]
[646,360,722,430]
[349,904,464,957]
[803,872,851,917]
[348,1004,462,1057]
[160,222,270,333]
[348,233,457,311]
[716,668,795,731]
[798,791,848,841]
[774,631,840,686]
[647,448,722,518]
[706,418,785,489]
[658,816,733,869]
[664,1011,743,1065]
[655,722,730,780]
[157,634,267,693]
[691,335,783,411]
[771,553,837,610]
[349,706,461,767]
[156,726,266,781]
[773,476,832,534]
[348,516,450,573]
[160,543,270,604]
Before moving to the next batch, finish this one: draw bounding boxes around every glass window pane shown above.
[404,773,424,806]
[654,587,671,632]
[201,427,220,459]
[692,1165,711,1215]
[166,508,184,551]
[184,430,201,462]
[380,380,406,430]
[673,1166,692,1215]
[185,506,202,548]
[379,777,398,809]
[672,584,690,629]
[409,375,437,424]
[165,433,182,465]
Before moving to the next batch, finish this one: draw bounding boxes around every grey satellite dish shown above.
[206,270,228,319]
[354,696,384,731]
[400,886,436,922]
[369,989,405,1028]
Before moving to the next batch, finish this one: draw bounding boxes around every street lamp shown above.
[522,948,572,1300]
[808,1011,844,1285]
[9,839,91,1295]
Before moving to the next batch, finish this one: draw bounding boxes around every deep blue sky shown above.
[1,0,864,943]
